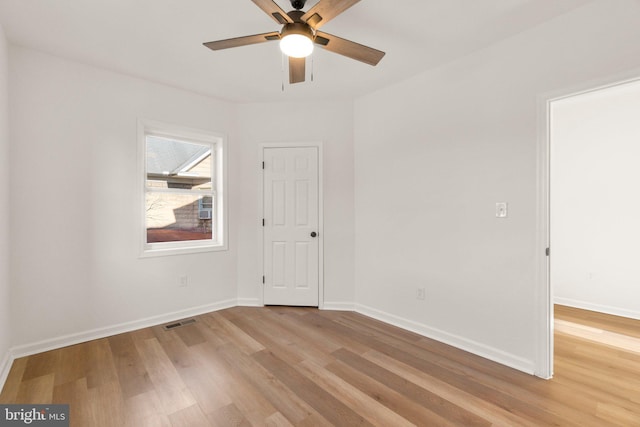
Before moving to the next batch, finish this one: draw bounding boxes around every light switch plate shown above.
[496,202,508,218]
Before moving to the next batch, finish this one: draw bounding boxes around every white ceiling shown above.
[0,0,591,103]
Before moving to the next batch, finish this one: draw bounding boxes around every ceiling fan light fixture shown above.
[280,34,314,58]
[279,23,314,58]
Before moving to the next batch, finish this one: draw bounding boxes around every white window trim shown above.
[138,119,228,257]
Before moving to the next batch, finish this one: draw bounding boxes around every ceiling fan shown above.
[203,0,385,84]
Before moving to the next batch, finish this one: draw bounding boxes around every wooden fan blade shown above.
[203,32,280,51]
[251,0,293,24]
[302,0,361,29]
[315,31,385,66]
[289,57,306,84]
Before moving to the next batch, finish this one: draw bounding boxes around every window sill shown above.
[140,242,227,258]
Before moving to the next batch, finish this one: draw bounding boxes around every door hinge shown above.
[546,247,550,256]
[262,161,265,169]
[262,218,265,226]
[262,275,265,284]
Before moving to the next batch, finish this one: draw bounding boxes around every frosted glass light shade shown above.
[280,34,314,58]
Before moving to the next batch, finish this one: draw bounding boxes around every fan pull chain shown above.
[281,53,285,92]
[311,52,314,82]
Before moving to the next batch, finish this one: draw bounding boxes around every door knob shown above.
[310,231,317,238]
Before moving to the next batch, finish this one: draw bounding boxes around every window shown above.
[139,120,226,256]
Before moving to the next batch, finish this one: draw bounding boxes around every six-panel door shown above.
[263,147,319,306]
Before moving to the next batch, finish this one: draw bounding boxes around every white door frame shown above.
[535,70,640,379]
[260,142,324,308]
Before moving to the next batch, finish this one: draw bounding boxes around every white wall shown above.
[353,0,640,374]
[235,101,355,308]
[9,47,238,351]
[0,23,12,381]
[551,79,640,319]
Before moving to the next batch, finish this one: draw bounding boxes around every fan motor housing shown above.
[280,22,314,40]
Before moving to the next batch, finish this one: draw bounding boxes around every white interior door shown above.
[263,146,319,306]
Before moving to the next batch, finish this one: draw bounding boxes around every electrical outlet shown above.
[178,275,189,288]
[416,287,426,300]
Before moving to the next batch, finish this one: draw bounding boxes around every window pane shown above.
[146,193,213,243]
[146,136,213,191]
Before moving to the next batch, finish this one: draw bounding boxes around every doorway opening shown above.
[542,77,640,378]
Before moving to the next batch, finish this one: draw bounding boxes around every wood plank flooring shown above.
[1,305,639,426]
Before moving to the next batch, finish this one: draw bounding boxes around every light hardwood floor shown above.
[1,305,639,426]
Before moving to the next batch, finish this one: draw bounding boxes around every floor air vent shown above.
[163,318,197,330]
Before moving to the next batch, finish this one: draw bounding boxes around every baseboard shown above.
[354,304,536,376]
[555,297,640,320]
[0,349,13,393]
[322,302,355,311]
[236,299,356,311]
[10,299,237,359]
[237,298,262,307]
